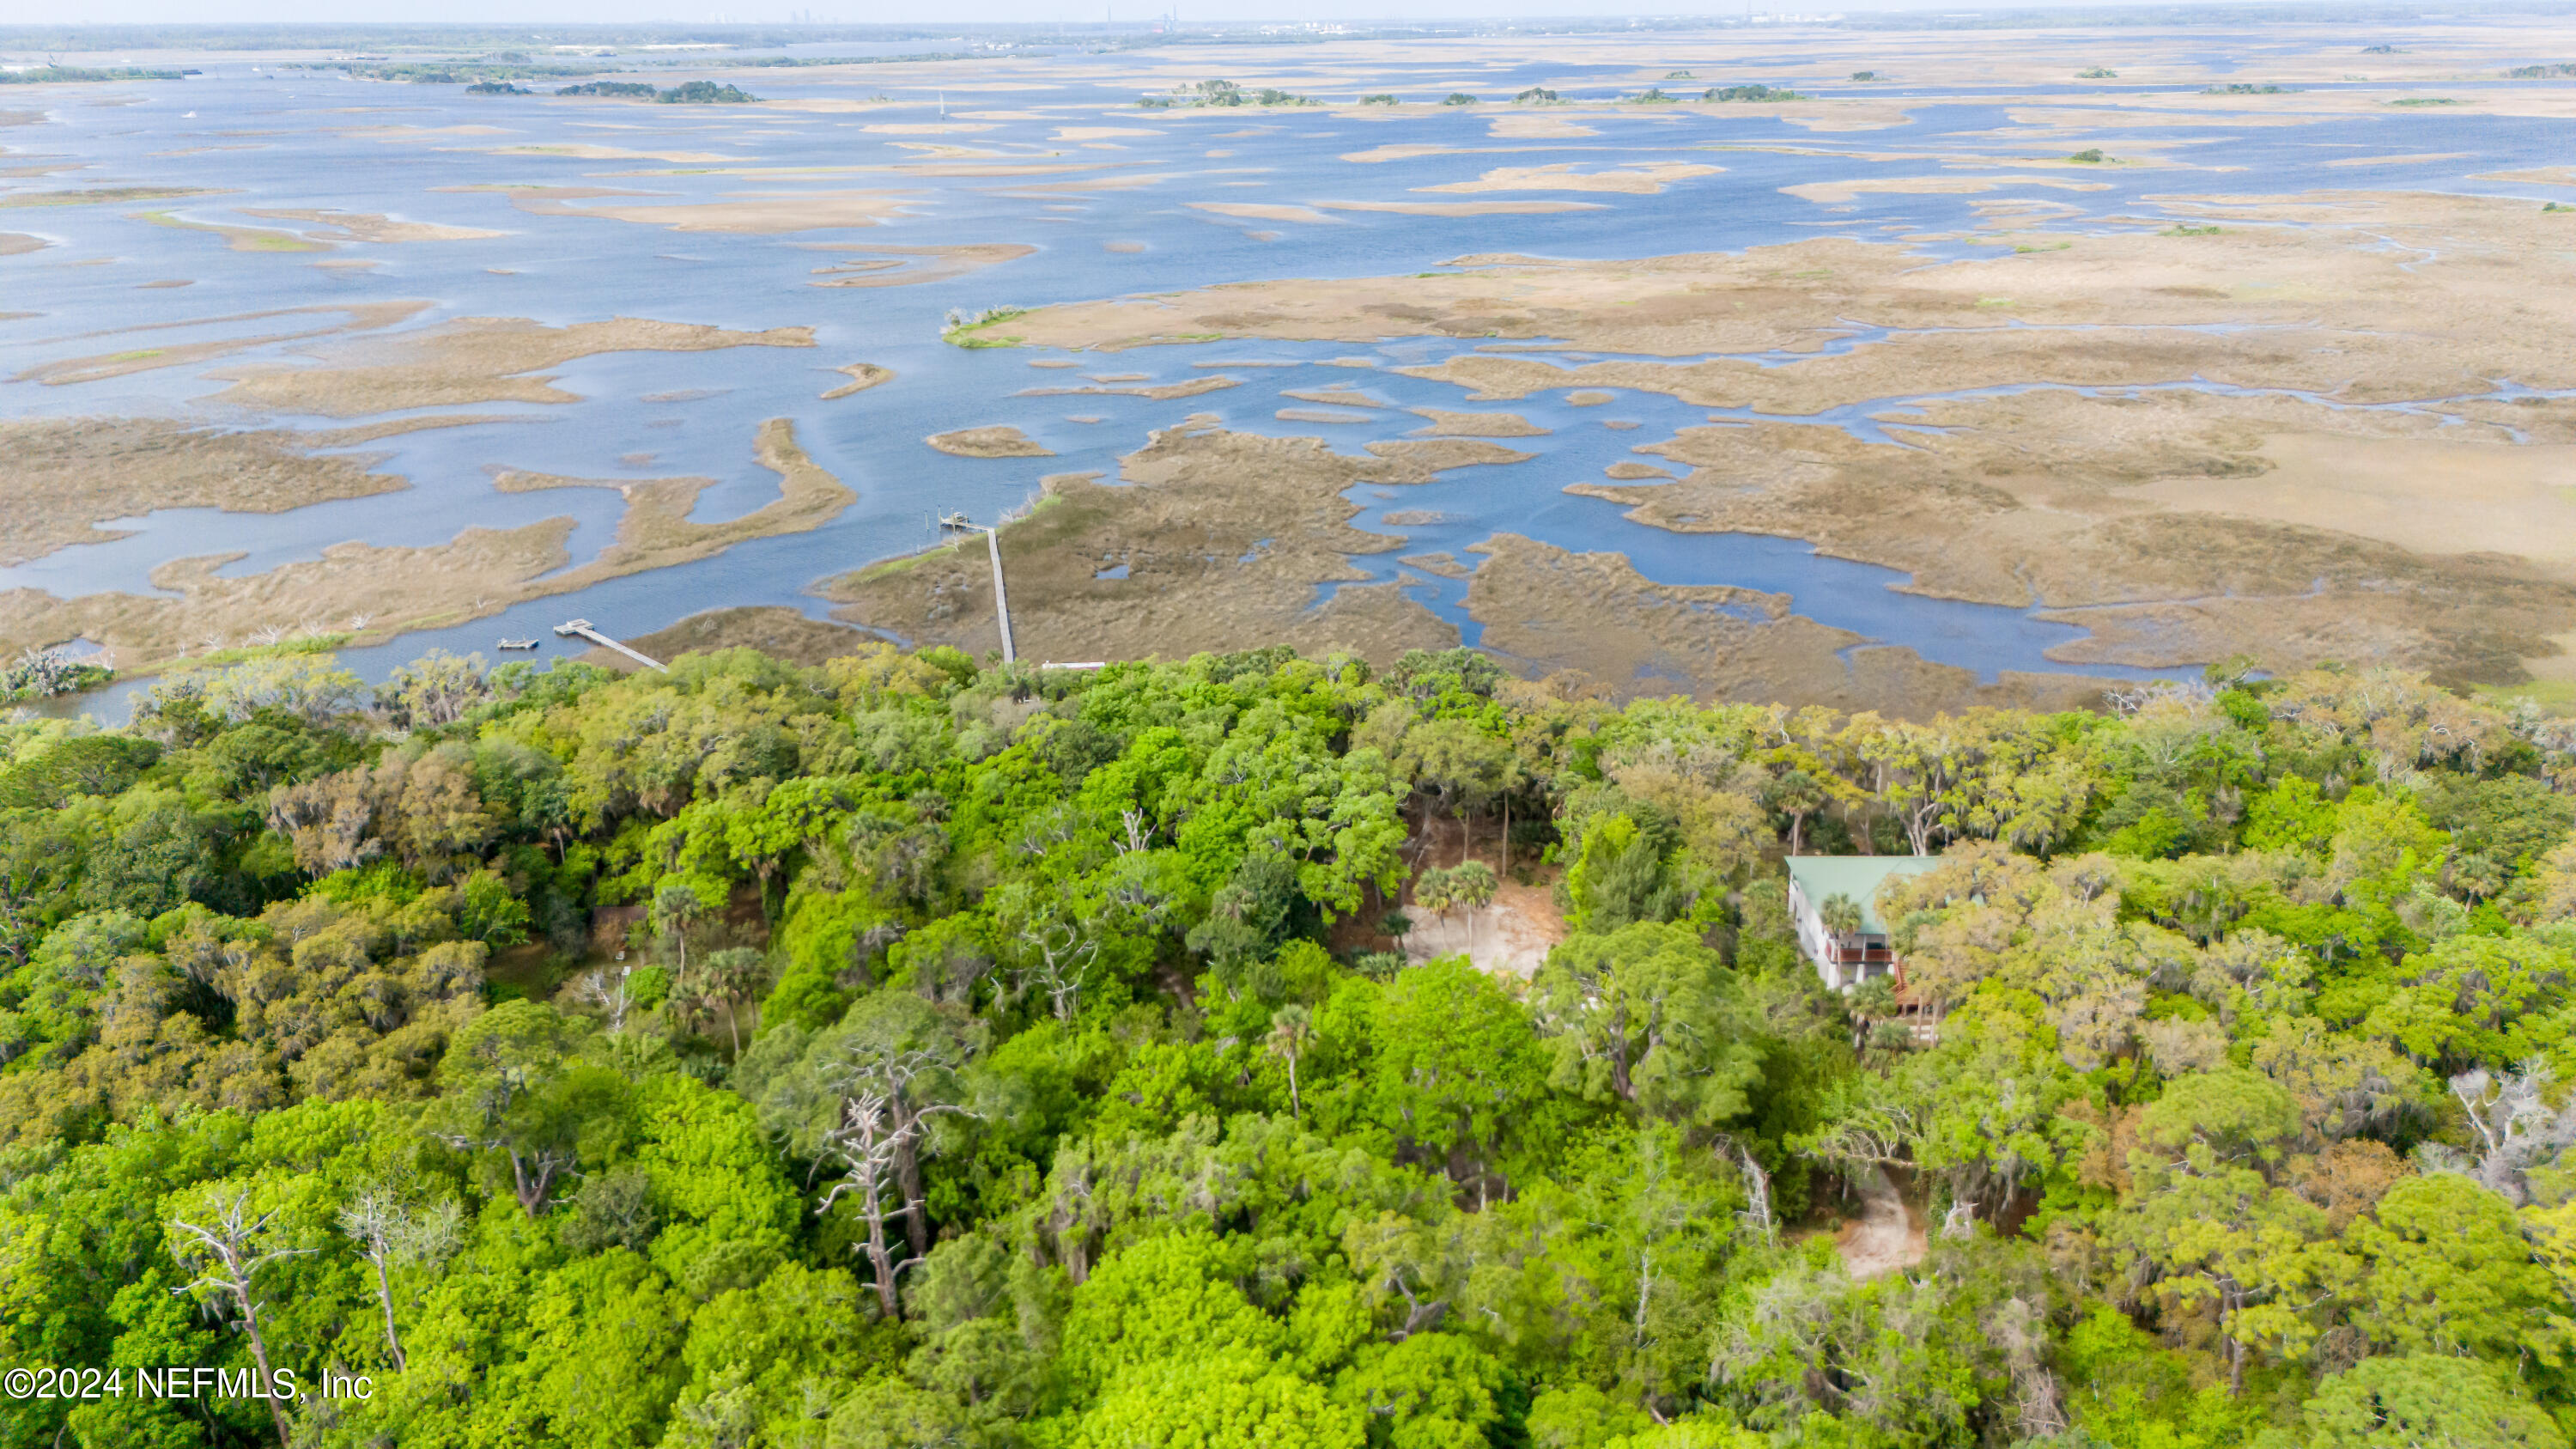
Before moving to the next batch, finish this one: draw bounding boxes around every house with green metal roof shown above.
[1785,855,1942,991]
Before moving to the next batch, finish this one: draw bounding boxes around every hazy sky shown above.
[12,0,2024,29]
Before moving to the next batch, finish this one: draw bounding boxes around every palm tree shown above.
[1819,892,1865,944]
[702,947,768,1053]
[1413,867,1455,939]
[1447,861,1498,956]
[1767,769,1830,855]
[1268,1004,1314,1121]
[652,881,706,975]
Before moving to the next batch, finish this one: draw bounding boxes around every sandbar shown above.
[805,241,1033,288]
[0,232,47,255]
[485,143,750,163]
[1020,375,1239,400]
[1189,201,1339,225]
[1485,113,1600,139]
[447,183,917,233]
[1283,387,1390,408]
[0,186,225,209]
[18,300,434,387]
[821,362,894,399]
[1780,174,2115,205]
[927,426,1054,458]
[239,209,507,241]
[1417,161,1723,194]
[210,315,815,417]
[2321,152,2472,167]
[1320,199,1610,216]
[135,210,330,253]
[1408,408,1550,438]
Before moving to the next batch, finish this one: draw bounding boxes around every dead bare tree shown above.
[169,1190,313,1448]
[1014,919,1099,1024]
[2428,1061,2576,1203]
[1982,1296,2069,1439]
[1116,807,1151,854]
[818,1055,977,1317]
[337,1190,410,1373]
[1716,1137,1775,1244]
[575,963,638,1034]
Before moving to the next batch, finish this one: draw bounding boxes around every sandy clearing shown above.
[1400,880,1565,977]
[1838,1167,1927,1280]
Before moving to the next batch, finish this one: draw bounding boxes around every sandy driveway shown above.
[1839,1166,1927,1280]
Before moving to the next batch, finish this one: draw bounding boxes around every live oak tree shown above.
[1533,922,1760,1128]
[5,645,2576,1448]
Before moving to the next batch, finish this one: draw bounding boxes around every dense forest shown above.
[2,642,2573,1449]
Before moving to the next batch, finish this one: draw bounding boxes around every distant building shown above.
[1785,855,1941,991]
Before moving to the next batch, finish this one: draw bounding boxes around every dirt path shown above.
[1838,1166,1927,1280]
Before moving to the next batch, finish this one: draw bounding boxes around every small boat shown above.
[939,510,975,531]
[496,638,541,651]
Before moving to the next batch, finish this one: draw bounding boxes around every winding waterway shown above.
[9,33,2575,713]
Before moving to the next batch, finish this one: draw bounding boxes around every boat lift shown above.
[553,618,667,672]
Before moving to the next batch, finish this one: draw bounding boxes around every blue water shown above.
[8,39,2575,718]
